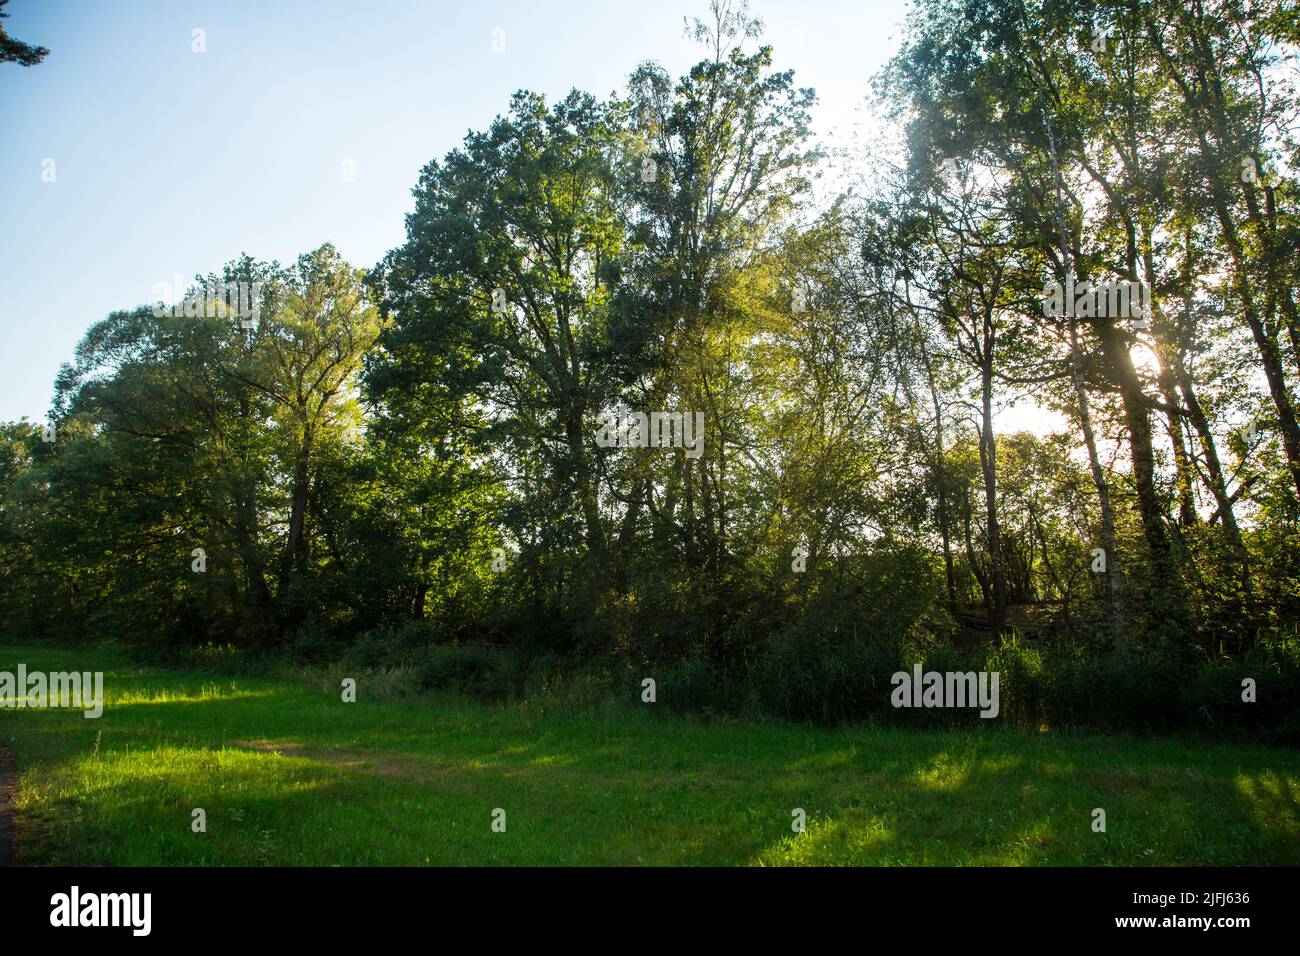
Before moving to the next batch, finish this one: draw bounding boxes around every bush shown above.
[754,629,904,724]
[342,620,442,671]
[414,644,521,701]
[982,636,1046,727]
[287,617,344,666]
[1178,634,1300,743]
[658,653,742,716]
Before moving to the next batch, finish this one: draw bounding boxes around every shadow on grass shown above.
[6,679,1300,865]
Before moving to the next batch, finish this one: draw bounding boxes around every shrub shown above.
[342,620,442,671]
[754,628,904,724]
[414,644,520,701]
[287,617,343,666]
[658,653,741,716]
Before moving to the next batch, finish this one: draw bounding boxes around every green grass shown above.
[2,640,1299,865]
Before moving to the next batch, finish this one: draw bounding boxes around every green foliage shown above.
[0,0,47,67]
[341,620,444,671]
[414,644,522,702]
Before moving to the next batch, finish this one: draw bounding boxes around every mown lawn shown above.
[2,640,1298,866]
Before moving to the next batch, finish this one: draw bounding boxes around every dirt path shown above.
[0,746,16,866]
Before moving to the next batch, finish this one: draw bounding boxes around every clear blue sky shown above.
[0,0,912,423]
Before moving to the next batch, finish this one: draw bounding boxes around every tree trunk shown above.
[1067,318,1123,636]
[978,360,1007,636]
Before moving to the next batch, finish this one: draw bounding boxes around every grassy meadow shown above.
[2,640,1298,866]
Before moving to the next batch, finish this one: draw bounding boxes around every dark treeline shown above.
[3,1,1299,733]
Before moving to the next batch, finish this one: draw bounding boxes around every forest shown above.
[3,0,1299,736]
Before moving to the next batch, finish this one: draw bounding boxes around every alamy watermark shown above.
[1041,273,1151,325]
[50,886,151,936]
[595,409,705,459]
[152,276,264,328]
[0,664,103,718]
[891,664,1000,718]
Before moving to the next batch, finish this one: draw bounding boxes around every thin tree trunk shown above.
[1067,318,1123,635]
[978,359,1007,636]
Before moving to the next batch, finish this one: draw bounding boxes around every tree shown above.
[0,0,47,67]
